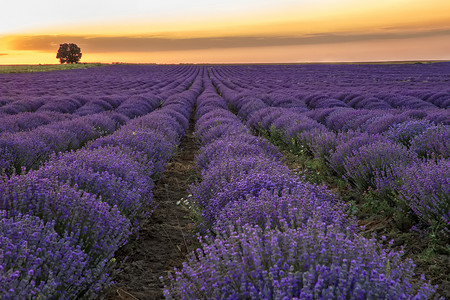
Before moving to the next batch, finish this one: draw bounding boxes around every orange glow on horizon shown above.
[2,34,450,65]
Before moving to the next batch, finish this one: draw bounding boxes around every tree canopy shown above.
[56,43,82,64]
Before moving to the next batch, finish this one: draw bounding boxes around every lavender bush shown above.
[195,134,282,171]
[343,140,418,192]
[214,186,351,234]
[0,111,73,134]
[199,167,301,226]
[49,145,154,194]
[89,131,173,176]
[298,128,338,161]
[0,211,92,299]
[36,152,153,224]
[425,110,450,125]
[115,93,161,118]
[385,120,435,147]
[164,219,436,299]
[0,173,131,261]
[191,156,296,223]
[0,112,124,174]
[410,125,449,159]
[271,114,326,142]
[398,160,450,233]
[363,114,411,135]
[327,132,386,176]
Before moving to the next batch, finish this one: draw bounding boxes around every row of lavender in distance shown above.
[163,73,437,298]
[0,65,194,111]
[0,66,200,175]
[209,65,450,235]
[0,65,198,132]
[0,66,201,298]
[209,63,450,109]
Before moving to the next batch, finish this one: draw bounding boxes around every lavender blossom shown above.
[164,219,436,299]
[385,120,435,147]
[343,140,418,192]
[410,125,449,159]
[0,211,92,299]
[398,160,450,233]
[0,173,131,261]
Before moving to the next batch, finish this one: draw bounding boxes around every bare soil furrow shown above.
[104,115,197,300]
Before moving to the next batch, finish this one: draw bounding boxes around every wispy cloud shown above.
[0,53,8,56]
[8,28,450,53]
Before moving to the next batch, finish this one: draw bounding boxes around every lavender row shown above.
[209,64,450,109]
[1,165,132,297]
[210,65,449,129]
[0,102,151,175]
[209,65,448,157]
[222,96,449,162]
[0,65,193,110]
[0,111,75,133]
[0,92,125,117]
[210,66,449,161]
[0,69,201,298]
[0,92,156,133]
[210,66,450,235]
[163,76,436,298]
[0,65,197,132]
[210,74,448,128]
[0,66,201,175]
[226,99,450,235]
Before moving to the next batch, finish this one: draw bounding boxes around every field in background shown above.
[2,60,449,74]
[0,63,105,73]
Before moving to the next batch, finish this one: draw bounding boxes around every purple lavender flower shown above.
[327,132,386,176]
[195,134,282,171]
[363,114,411,134]
[410,125,449,159]
[385,119,435,147]
[116,94,161,118]
[36,150,153,223]
[0,211,92,298]
[398,160,450,233]
[425,110,450,125]
[164,219,436,299]
[271,113,326,142]
[198,167,305,226]
[342,140,418,192]
[236,96,268,120]
[190,156,291,210]
[89,131,174,176]
[214,186,353,234]
[0,111,73,134]
[0,173,131,261]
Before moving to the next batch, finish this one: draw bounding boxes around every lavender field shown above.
[0,63,449,299]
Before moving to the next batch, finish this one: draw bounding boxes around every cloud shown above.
[8,28,450,53]
[0,53,7,56]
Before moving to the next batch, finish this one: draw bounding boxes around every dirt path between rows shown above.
[104,116,198,300]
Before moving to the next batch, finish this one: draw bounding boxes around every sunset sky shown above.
[1,0,450,64]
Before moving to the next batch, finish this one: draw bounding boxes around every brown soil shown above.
[103,116,198,300]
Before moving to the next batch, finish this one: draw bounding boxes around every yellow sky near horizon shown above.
[1,0,450,64]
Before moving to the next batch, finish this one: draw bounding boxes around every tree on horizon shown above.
[56,43,82,64]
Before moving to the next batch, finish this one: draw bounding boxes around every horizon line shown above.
[2,59,450,66]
